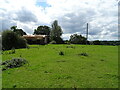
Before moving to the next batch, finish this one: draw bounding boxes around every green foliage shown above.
[51,20,63,37]
[50,20,63,43]
[17,37,27,48]
[14,29,27,36]
[69,34,87,44]
[10,47,15,54]
[2,30,19,50]
[78,52,88,56]
[11,26,17,31]
[13,84,17,88]
[91,40,120,45]
[33,25,51,35]
[59,51,64,55]
[11,26,27,36]
[2,30,27,50]
[100,41,120,45]
[64,40,70,44]
[51,36,64,44]
[93,40,101,45]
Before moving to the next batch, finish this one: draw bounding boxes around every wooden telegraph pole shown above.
[86,23,88,45]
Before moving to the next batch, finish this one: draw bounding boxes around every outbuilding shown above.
[23,35,48,44]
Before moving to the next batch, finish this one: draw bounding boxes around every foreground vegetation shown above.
[2,44,118,88]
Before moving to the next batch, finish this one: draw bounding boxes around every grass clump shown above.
[9,47,16,54]
[100,59,105,61]
[59,51,64,55]
[66,46,75,49]
[1,58,28,71]
[78,52,88,56]
[56,60,66,62]
[13,84,17,88]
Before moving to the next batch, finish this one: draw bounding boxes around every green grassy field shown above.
[2,44,118,88]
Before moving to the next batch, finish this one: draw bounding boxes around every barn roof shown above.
[23,35,47,39]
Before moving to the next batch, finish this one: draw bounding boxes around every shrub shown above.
[17,37,27,48]
[2,30,18,50]
[78,52,88,56]
[1,58,28,71]
[59,51,64,55]
[69,34,87,44]
[2,30,27,50]
[93,40,101,45]
[8,47,15,54]
[50,36,64,44]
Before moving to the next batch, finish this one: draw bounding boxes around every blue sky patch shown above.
[36,2,51,8]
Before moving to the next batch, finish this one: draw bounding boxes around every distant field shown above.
[2,44,118,88]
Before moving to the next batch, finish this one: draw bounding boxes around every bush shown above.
[17,37,27,48]
[9,47,15,54]
[78,52,88,56]
[69,34,87,44]
[59,51,64,55]
[2,30,27,50]
[1,58,28,71]
[93,40,101,45]
[50,36,64,44]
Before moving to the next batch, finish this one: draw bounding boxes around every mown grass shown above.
[2,44,118,88]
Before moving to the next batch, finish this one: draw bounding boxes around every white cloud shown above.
[0,0,118,40]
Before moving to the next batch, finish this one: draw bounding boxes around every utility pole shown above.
[86,23,88,45]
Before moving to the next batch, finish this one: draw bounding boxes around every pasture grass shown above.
[2,44,118,88]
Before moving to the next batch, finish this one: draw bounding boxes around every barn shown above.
[23,35,49,44]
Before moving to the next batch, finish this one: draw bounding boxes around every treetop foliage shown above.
[11,26,27,36]
[69,34,87,44]
[50,20,64,44]
[2,30,27,50]
[33,25,51,35]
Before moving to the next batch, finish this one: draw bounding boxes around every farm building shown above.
[23,35,49,44]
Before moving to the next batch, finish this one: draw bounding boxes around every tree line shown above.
[1,20,120,50]
[2,20,65,50]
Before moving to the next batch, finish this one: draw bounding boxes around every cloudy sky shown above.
[0,0,119,40]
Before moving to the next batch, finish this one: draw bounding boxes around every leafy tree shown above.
[33,25,51,35]
[11,26,27,36]
[93,40,101,45]
[50,20,64,43]
[14,29,27,36]
[64,40,70,44]
[51,36,64,44]
[69,34,87,44]
[11,26,17,31]
[17,37,27,48]
[2,30,27,50]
